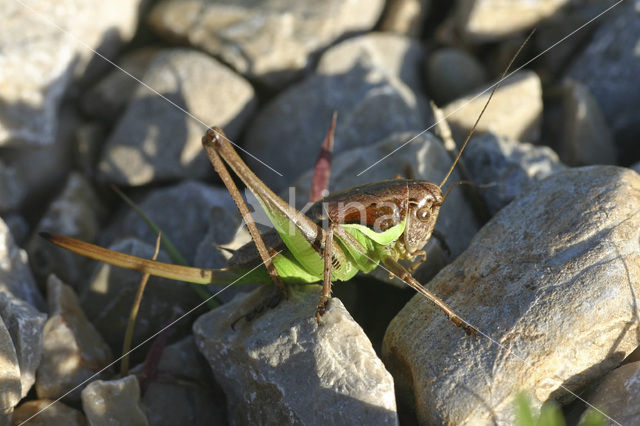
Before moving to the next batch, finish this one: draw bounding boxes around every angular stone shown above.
[79,238,201,359]
[194,285,398,425]
[98,49,256,186]
[0,0,142,146]
[0,218,44,311]
[27,173,106,287]
[454,0,569,42]
[11,399,85,426]
[244,33,431,191]
[81,375,148,426]
[148,0,385,89]
[442,70,543,143]
[0,315,21,414]
[0,293,46,400]
[464,133,567,215]
[36,275,112,401]
[383,166,640,425]
[426,47,487,104]
[579,361,640,425]
[565,1,640,160]
[103,180,235,264]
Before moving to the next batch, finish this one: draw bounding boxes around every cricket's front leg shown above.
[381,256,478,335]
[316,224,335,323]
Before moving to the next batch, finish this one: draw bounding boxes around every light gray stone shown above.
[98,49,256,186]
[148,0,385,89]
[0,293,46,401]
[565,1,640,159]
[0,218,44,311]
[36,275,112,401]
[244,33,431,191]
[383,166,640,425]
[454,0,569,42]
[426,47,487,104]
[193,284,398,425]
[464,133,567,214]
[27,173,106,287]
[0,315,21,415]
[379,0,430,37]
[442,70,543,143]
[81,375,148,426]
[0,0,141,146]
[11,399,85,426]
[579,361,640,425]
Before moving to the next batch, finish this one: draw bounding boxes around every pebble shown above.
[383,166,640,424]
[0,311,25,421]
[193,284,398,425]
[426,47,487,104]
[81,375,148,426]
[11,399,85,426]
[0,0,141,146]
[97,49,256,186]
[36,275,112,401]
[26,173,106,288]
[442,70,543,143]
[148,0,385,89]
[244,33,431,191]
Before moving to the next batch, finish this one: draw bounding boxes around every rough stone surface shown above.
[379,0,430,37]
[0,0,141,146]
[103,180,235,265]
[98,48,256,186]
[464,133,567,215]
[0,218,44,311]
[81,375,148,426]
[565,1,640,160]
[79,238,202,359]
[193,284,398,425]
[244,33,431,191]
[36,275,112,401]
[383,166,640,425]
[27,173,106,287]
[579,361,640,425]
[11,399,85,426]
[0,315,21,415]
[454,0,569,42]
[148,0,385,89]
[0,160,25,213]
[0,293,46,401]
[557,80,616,166]
[134,336,227,426]
[442,70,543,143]
[426,47,487,104]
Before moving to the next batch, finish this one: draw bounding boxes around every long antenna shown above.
[439,30,535,189]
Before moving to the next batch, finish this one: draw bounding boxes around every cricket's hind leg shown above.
[230,289,284,330]
[315,225,335,323]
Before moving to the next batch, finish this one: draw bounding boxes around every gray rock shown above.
[98,49,256,186]
[454,0,569,42]
[632,162,640,175]
[464,133,567,214]
[427,47,487,104]
[0,218,44,311]
[579,361,640,425]
[0,293,46,401]
[148,0,385,89]
[27,173,106,288]
[81,375,148,426]
[2,214,28,248]
[565,1,640,159]
[442,70,543,143]
[379,0,430,37]
[135,336,227,426]
[557,80,616,166]
[36,275,112,401]
[104,180,235,265]
[0,316,22,415]
[0,160,25,214]
[11,399,85,425]
[73,122,107,179]
[82,48,159,121]
[383,166,640,425]
[244,33,431,191]
[193,284,398,425]
[79,238,202,359]
[0,0,141,146]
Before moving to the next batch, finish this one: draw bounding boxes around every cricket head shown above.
[403,181,443,254]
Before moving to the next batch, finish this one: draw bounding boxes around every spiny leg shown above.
[316,224,335,322]
[382,256,478,335]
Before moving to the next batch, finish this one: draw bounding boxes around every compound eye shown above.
[416,206,431,222]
